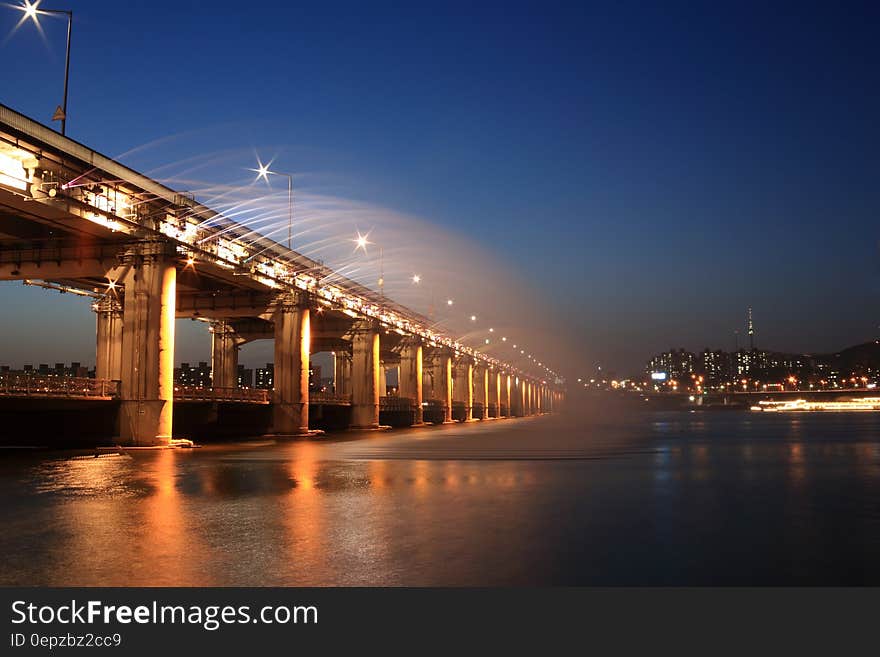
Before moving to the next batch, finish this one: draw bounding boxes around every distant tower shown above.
[747,307,755,351]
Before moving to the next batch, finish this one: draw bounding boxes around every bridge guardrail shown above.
[173,386,269,403]
[309,391,353,406]
[380,396,416,411]
[0,374,119,399]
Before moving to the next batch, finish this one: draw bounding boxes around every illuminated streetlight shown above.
[251,156,294,251]
[470,315,477,322]
[447,299,454,306]
[352,232,383,299]
[12,1,74,135]
[412,274,421,284]
[354,231,371,253]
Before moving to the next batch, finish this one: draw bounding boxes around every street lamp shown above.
[352,231,383,299]
[252,158,294,251]
[14,1,73,135]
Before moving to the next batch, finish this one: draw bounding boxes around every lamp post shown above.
[16,2,73,135]
[353,231,384,303]
[253,159,293,251]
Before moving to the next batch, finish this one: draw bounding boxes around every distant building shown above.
[237,365,253,389]
[646,348,695,381]
[255,363,274,390]
[176,361,211,387]
[700,349,728,383]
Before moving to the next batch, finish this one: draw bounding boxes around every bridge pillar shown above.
[379,364,388,398]
[504,373,512,417]
[474,364,489,419]
[399,339,423,425]
[511,377,522,417]
[433,348,454,423]
[118,242,177,446]
[271,293,310,436]
[453,355,474,421]
[94,297,123,382]
[334,350,351,395]
[350,320,380,429]
[487,367,498,417]
[210,321,239,389]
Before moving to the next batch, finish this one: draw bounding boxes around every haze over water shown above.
[2,401,879,586]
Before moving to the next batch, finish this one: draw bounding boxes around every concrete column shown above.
[119,242,177,445]
[453,356,473,421]
[351,320,380,429]
[210,321,239,389]
[487,368,498,417]
[379,365,388,397]
[474,364,489,419]
[399,339,423,425]
[433,348,453,423]
[505,374,512,417]
[94,296,123,382]
[511,377,521,417]
[271,293,310,436]
[334,350,351,395]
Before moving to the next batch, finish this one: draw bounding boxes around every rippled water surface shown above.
[2,402,880,585]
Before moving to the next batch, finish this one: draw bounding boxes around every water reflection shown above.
[2,408,880,585]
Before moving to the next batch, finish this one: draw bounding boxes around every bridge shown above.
[0,104,564,445]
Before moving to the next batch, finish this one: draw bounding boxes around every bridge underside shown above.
[0,107,562,445]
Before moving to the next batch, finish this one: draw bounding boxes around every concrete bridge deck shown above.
[0,103,563,443]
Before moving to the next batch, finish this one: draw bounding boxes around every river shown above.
[2,399,879,585]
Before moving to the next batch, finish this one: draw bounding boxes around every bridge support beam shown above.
[511,377,522,417]
[379,365,388,398]
[94,297,123,382]
[487,368,499,417]
[350,320,380,429]
[399,339,423,425]
[474,364,489,419]
[453,355,474,421]
[271,293,310,436]
[118,242,177,446]
[334,350,351,395]
[210,321,239,389]
[433,348,454,423]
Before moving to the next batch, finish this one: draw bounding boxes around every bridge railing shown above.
[173,386,270,403]
[380,396,416,411]
[0,374,119,399]
[309,391,353,406]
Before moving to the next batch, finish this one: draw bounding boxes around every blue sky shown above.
[1,1,879,375]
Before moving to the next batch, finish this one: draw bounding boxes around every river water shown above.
[2,400,879,585]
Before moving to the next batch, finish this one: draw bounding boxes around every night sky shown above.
[1,1,879,377]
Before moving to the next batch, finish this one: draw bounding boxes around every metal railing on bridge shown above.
[309,391,352,406]
[0,374,118,399]
[173,386,269,404]
[380,396,416,411]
